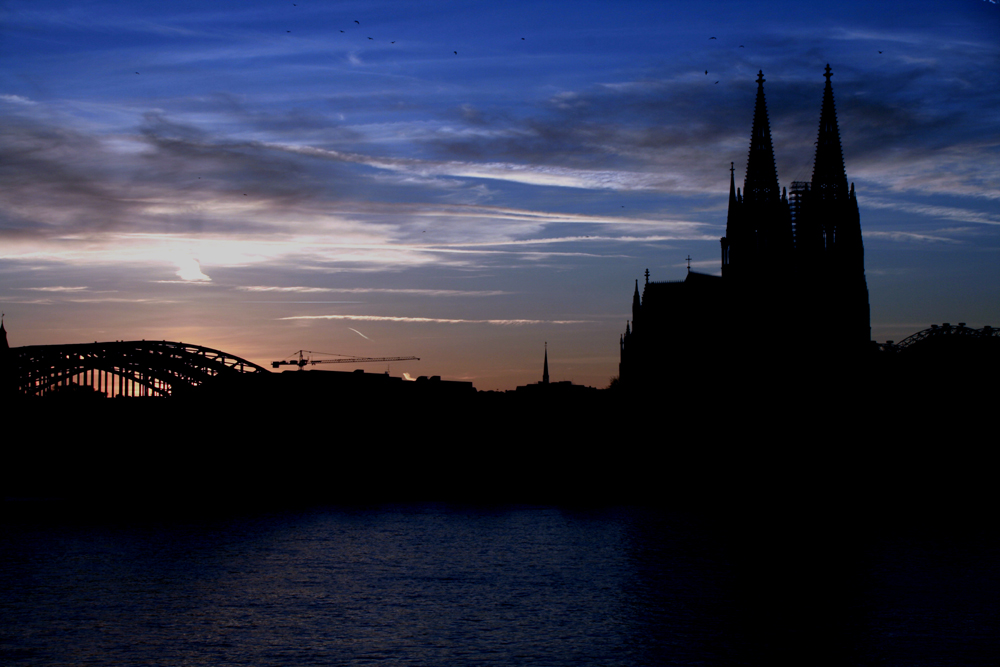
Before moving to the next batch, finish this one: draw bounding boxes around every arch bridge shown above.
[9,340,269,397]
[879,322,999,353]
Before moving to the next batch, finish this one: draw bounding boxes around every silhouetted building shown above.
[515,344,597,396]
[621,67,871,388]
[270,367,476,399]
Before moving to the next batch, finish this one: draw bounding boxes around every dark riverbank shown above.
[6,377,993,514]
[5,381,997,666]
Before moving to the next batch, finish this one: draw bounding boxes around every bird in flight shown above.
[454,51,457,54]
[354,20,359,24]
[709,36,716,39]
[739,45,744,48]
[714,81,719,84]
[705,70,708,74]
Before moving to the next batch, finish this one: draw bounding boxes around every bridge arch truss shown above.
[879,323,999,354]
[10,340,269,397]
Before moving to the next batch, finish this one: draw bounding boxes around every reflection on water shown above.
[1,503,997,665]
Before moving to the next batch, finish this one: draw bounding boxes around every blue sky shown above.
[2,0,998,389]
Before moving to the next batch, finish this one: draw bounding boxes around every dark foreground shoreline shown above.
[5,376,993,511]
[5,384,997,667]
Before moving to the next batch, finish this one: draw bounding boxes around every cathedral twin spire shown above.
[724,65,856,270]
[719,64,869,346]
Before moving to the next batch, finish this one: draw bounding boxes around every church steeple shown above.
[811,65,849,204]
[721,162,738,274]
[805,65,870,347]
[734,71,791,267]
[542,342,549,384]
[744,71,781,208]
[728,161,738,209]
[631,279,642,327]
[808,65,861,258]
[726,161,740,233]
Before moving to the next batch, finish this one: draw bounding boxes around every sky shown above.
[1,0,998,390]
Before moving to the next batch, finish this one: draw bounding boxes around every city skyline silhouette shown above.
[1,0,998,391]
[5,64,995,399]
[3,5,999,666]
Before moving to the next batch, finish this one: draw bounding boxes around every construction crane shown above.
[271,350,419,369]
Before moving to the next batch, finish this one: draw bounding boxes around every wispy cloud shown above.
[280,314,589,325]
[238,286,334,293]
[270,142,671,192]
[237,286,509,296]
[435,232,716,247]
[0,95,37,105]
[864,230,960,243]
[862,197,1000,226]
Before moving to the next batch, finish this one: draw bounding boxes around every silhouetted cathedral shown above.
[620,67,871,388]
